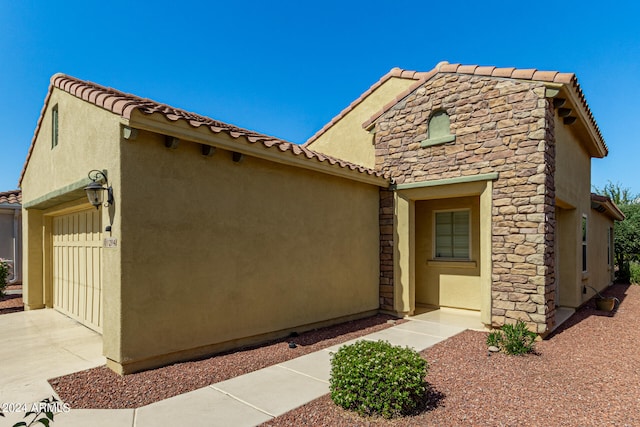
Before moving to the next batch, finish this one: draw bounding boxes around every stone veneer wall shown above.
[375,73,556,333]
[379,188,394,311]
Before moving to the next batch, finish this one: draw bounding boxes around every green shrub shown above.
[329,340,427,419]
[630,262,640,284]
[486,330,501,348]
[486,320,537,355]
[0,259,9,298]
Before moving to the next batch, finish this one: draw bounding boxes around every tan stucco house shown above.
[0,190,22,284]
[20,62,623,374]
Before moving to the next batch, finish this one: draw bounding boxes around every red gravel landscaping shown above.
[49,314,404,409]
[263,283,640,426]
[24,284,640,426]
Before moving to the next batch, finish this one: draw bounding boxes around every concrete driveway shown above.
[0,308,104,421]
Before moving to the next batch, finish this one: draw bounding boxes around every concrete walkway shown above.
[2,308,484,427]
[0,309,104,426]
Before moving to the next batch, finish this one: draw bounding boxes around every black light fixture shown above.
[84,170,113,209]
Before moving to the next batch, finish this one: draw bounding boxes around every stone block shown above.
[499,206,518,215]
[505,311,531,321]
[515,302,537,313]
[501,274,528,284]
[506,254,526,263]
[504,234,526,244]
[525,234,544,244]
[501,124,530,136]
[494,227,511,235]
[527,213,546,222]
[528,129,546,140]
[492,316,506,327]
[508,293,530,302]
[526,254,544,265]
[512,267,537,276]
[445,144,464,155]
[530,294,545,304]
[514,245,536,255]
[494,300,515,310]
[529,313,546,323]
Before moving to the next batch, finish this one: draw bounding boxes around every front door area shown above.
[391,176,494,326]
[415,196,481,311]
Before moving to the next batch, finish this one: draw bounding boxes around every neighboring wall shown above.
[308,77,416,169]
[0,206,21,284]
[115,125,381,372]
[374,73,556,333]
[0,211,14,259]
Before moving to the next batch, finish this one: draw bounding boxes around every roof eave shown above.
[545,83,608,158]
[591,194,625,221]
[129,113,390,187]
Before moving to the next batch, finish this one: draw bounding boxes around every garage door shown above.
[53,209,103,333]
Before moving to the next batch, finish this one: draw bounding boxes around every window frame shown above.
[51,104,59,149]
[421,109,455,147]
[432,208,471,261]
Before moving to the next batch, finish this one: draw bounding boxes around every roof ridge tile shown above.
[511,68,537,79]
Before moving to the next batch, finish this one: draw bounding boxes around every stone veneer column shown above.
[379,188,394,311]
[542,101,557,333]
[488,94,556,334]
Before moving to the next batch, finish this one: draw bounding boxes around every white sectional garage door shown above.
[53,209,103,333]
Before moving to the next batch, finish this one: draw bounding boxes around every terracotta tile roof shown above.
[591,193,625,221]
[303,67,436,147]
[19,74,387,186]
[0,190,21,205]
[360,62,606,154]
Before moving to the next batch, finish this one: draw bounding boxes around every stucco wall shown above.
[21,88,123,357]
[308,77,416,169]
[554,117,591,208]
[114,128,380,372]
[21,89,123,203]
[553,116,595,307]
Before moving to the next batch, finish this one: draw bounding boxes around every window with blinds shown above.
[435,210,470,259]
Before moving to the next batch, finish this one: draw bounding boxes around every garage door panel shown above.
[53,209,102,333]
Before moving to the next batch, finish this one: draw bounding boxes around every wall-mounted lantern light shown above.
[84,170,114,209]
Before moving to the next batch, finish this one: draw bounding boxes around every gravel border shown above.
[49,314,404,409]
[0,286,23,315]
[263,283,640,426]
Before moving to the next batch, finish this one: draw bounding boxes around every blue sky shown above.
[1,1,639,194]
